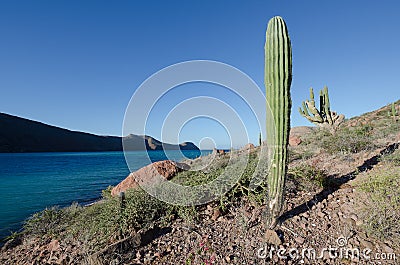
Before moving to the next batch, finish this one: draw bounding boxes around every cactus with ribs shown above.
[299,86,345,134]
[265,16,292,228]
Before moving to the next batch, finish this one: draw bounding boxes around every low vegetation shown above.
[17,150,268,260]
[287,164,328,192]
[356,149,400,248]
[23,189,172,254]
[13,140,370,261]
[2,100,399,264]
[302,123,374,155]
[321,124,375,154]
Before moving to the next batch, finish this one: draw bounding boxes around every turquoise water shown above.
[0,150,209,240]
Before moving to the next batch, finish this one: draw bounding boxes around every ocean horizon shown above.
[0,150,211,241]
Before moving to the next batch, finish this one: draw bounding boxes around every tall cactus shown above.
[299,86,344,134]
[265,16,292,228]
[392,102,397,121]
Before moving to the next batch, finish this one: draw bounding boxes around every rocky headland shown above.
[0,113,199,153]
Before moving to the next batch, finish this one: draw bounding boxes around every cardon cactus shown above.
[299,86,344,133]
[265,16,292,228]
[392,102,397,121]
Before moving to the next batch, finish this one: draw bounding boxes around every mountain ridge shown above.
[0,113,199,153]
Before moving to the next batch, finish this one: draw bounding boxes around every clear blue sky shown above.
[1,1,399,149]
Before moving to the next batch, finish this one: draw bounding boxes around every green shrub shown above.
[23,187,171,252]
[67,188,170,247]
[101,185,113,199]
[24,206,70,237]
[287,164,329,192]
[120,189,170,231]
[358,168,400,247]
[171,151,267,219]
[321,124,374,154]
[379,148,400,166]
[289,149,315,162]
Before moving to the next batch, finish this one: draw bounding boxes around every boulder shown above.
[47,239,60,252]
[289,135,302,146]
[264,229,282,245]
[288,126,313,146]
[212,148,225,155]
[241,143,255,151]
[111,160,189,196]
[290,126,314,136]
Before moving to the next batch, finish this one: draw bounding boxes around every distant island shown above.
[0,113,199,153]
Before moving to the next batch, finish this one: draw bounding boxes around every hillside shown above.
[0,113,199,152]
[123,134,198,151]
[1,102,399,264]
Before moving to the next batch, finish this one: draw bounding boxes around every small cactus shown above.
[265,16,292,228]
[391,102,397,121]
[299,86,344,133]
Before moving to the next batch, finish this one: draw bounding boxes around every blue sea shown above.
[0,150,210,240]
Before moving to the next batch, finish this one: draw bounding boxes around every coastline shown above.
[0,150,208,243]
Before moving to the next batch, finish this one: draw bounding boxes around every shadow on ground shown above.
[279,143,399,224]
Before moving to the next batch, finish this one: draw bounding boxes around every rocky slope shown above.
[1,102,399,264]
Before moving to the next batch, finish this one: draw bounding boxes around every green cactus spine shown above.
[265,16,292,228]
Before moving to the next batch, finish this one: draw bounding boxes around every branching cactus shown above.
[299,86,344,134]
[265,16,292,228]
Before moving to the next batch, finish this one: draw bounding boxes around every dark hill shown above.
[0,113,199,153]
[122,134,199,151]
